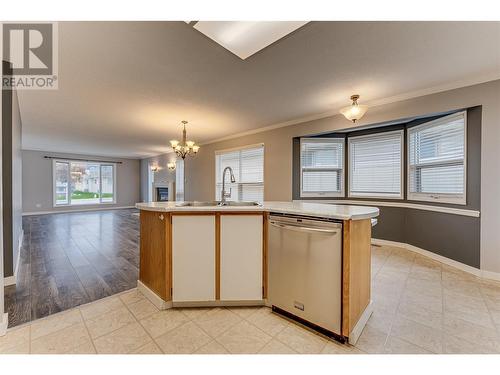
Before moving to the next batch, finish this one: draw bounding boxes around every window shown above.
[300,138,344,197]
[175,159,185,201]
[348,130,403,198]
[408,111,466,204]
[215,144,264,202]
[53,160,116,206]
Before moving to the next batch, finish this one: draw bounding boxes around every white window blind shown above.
[349,130,403,198]
[215,144,264,202]
[300,138,344,197]
[408,111,466,204]
[175,159,184,201]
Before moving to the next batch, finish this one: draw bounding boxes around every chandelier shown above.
[169,120,200,159]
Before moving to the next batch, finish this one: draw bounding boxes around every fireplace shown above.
[156,187,169,201]
[152,182,175,202]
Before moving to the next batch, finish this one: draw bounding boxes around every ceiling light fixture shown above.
[167,162,176,171]
[170,120,200,159]
[340,95,368,123]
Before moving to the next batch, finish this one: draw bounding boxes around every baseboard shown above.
[0,313,8,336]
[137,280,172,310]
[22,206,136,216]
[349,300,373,345]
[372,238,500,281]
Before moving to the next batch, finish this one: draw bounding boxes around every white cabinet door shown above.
[220,215,263,301]
[172,215,215,302]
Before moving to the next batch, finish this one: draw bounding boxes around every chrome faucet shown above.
[220,166,236,204]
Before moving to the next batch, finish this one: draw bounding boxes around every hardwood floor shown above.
[4,208,140,328]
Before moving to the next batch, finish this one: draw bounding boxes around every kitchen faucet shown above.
[220,166,236,204]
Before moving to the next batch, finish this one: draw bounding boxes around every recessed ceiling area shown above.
[17,21,500,158]
[192,21,309,59]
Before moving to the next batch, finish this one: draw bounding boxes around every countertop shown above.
[135,201,379,221]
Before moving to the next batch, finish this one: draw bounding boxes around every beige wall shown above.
[22,150,141,214]
[180,80,500,273]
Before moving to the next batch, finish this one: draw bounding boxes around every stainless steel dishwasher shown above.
[268,213,343,338]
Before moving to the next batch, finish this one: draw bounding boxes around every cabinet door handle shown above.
[159,214,164,221]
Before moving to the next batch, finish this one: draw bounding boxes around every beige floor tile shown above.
[442,334,498,354]
[155,321,211,354]
[195,340,229,354]
[30,309,83,341]
[79,296,124,321]
[0,342,30,354]
[353,324,387,354]
[64,338,96,354]
[132,341,163,354]
[216,320,271,354]
[247,308,289,337]
[93,322,151,354]
[321,341,364,354]
[0,326,30,353]
[384,336,431,354]
[140,309,190,338]
[31,322,91,354]
[442,266,479,282]
[366,306,395,334]
[390,315,442,353]
[442,279,481,298]
[409,267,442,282]
[404,277,442,299]
[259,338,297,354]
[86,306,136,339]
[399,290,442,313]
[227,306,261,319]
[443,314,500,352]
[127,298,159,320]
[193,308,241,338]
[119,289,147,306]
[275,324,327,354]
[178,307,214,320]
[397,301,443,329]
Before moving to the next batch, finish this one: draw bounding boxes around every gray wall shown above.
[22,150,141,214]
[290,106,482,268]
[165,79,499,272]
[2,61,23,277]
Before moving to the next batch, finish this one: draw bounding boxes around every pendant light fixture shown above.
[340,95,368,123]
[169,120,200,159]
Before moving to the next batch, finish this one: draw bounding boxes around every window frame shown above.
[407,111,467,205]
[214,143,265,202]
[52,159,117,207]
[348,129,404,199]
[299,137,345,198]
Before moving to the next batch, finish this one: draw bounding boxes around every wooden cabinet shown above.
[171,214,216,302]
[139,210,170,300]
[220,214,263,301]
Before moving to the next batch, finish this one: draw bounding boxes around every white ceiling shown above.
[18,21,500,158]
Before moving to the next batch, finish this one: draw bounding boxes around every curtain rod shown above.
[44,156,123,164]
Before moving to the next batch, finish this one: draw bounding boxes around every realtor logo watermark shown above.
[2,22,58,89]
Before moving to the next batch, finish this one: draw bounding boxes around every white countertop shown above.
[135,201,379,221]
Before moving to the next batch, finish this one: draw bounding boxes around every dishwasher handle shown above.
[269,221,340,235]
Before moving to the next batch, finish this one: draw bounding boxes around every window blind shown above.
[215,145,264,202]
[408,111,466,203]
[349,131,403,198]
[300,138,344,196]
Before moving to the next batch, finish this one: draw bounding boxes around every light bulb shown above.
[192,145,200,153]
[170,140,179,148]
[186,141,195,148]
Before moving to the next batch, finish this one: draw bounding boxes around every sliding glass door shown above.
[53,160,116,206]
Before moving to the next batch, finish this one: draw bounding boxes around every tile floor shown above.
[2,244,500,354]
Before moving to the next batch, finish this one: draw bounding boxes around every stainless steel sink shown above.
[175,201,261,207]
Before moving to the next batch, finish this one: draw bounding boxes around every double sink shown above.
[175,201,261,207]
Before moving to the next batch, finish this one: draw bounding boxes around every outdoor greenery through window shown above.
[54,160,116,206]
[215,144,264,202]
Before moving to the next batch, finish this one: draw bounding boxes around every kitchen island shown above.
[135,201,379,344]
